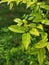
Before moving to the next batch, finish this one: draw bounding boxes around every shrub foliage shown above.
[0,0,49,65]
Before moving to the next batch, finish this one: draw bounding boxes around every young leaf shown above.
[33,14,42,22]
[13,18,23,26]
[43,20,49,25]
[37,24,43,30]
[45,61,49,65]
[28,23,36,28]
[38,48,46,65]
[41,32,48,42]
[34,40,47,48]
[9,2,13,10]
[33,0,37,2]
[8,25,28,33]
[22,33,31,50]
[14,18,22,23]
[40,5,49,11]
[29,28,39,36]
[22,19,27,25]
[27,2,35,8]
[46,42,49,51]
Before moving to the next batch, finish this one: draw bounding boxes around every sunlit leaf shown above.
[8,25,28,33]
[37,24,43,30]
[40,5,49,11]
[38,48,46,65]
[9,2,13,10]
[29,28,39,36]
[46,42,49,51]
[14,18,23,26]
[22,33,31,50]
[34,39,47,48]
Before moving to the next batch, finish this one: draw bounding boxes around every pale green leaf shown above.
[37,24,43,30]
[33,0,37,2]
[46,42,49,51]
[34,32,48,48]
[40,5,49,11]
[37,2,49,10]
[41,19,49,25]
[41,32,48,41]
[8,25,28,33]
[27,2,35,8]
[34,40,47,48]
[28,23,36,28]
[29,28,39,36]
[22,33,31,50]
[9,2,13,10]
[14,18,22,23]
[14,18,22,26]
[45,61,49,65]
[22,19,27,25]
[38,48,46,65]
[44,20,49,25]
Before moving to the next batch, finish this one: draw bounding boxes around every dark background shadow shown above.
[0,2,31,27]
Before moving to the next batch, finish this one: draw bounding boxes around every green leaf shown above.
[37,2,49,10]
[34,40,47,48]
[22,33,31,50]
[38,48,46,65]
[40,5,49,11]
[29,28,39,36]
[41,32,48,41]
[33,32,48,48]
[33,0,37,2]
[14,18,23,26]
[10,48,18,54]
[37,24,43,30]
[14,18,22,23]
[16,0,22,5]
[22,19,27,25]
[28,17,33,20]
[27,2,35,8]
[27,47,39,55]
[14,18,28,26]
[8,25,28,33]
[9,2,13,10]
[41,19,49,24]
[28,23,36,28]
[43,20,49,25]
[0,0,8,3]
[1,27,9,32]
[45,61,49,65]
[34,42,47,48]
[46,42,49,51]
[33,14,42,22]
